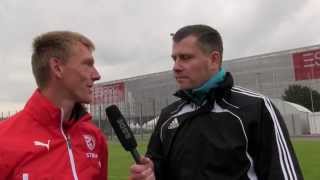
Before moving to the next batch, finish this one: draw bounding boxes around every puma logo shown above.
[34,140,50,151]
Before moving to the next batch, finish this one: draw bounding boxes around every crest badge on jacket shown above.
[83,134,96,151]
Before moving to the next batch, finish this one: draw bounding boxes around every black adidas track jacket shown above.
[146,72,303,180]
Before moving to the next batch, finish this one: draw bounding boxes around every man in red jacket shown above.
[0,31,108,179]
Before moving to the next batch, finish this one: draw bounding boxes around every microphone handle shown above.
[130,148,142,164]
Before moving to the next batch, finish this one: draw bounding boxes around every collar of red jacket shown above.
[23,89,91,129]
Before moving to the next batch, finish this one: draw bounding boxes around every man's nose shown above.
[173,60,182,72]
[92,67,101,81]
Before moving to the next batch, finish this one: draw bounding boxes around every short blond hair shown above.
[31,31,95,89]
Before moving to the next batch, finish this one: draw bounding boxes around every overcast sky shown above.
[0,0,319,113]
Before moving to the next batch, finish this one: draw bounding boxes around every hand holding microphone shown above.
[129,157,155,180]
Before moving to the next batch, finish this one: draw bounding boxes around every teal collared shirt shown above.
[186,68,226,105]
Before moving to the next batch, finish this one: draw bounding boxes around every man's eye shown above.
[181,55,191,60]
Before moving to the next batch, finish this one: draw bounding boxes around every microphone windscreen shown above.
[105,105,137,151]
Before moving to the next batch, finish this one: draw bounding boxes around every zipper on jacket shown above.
[66,135,72,149]
[60,108,79,180]
[22,173,29,180]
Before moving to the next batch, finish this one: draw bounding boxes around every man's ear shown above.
[208,51,221,71]
[48,57,63,79]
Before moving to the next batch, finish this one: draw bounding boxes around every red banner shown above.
[92,82,125,104]
[292,49,320,81]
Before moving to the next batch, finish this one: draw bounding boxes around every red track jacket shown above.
[0,90,108,180]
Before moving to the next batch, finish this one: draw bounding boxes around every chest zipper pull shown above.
[22,173,29,180]
[66,135,72,149]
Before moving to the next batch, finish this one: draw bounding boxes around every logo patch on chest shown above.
[34,140,50,151]
[83,134,96,151]
[168,117,179,129]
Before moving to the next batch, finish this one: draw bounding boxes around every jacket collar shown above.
[174,72,234,104]
[24,89,89,129]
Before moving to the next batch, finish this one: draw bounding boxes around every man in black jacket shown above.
[129,24,304,180]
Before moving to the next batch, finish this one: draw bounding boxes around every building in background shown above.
[91,44,320,136]
[226,44,320,99]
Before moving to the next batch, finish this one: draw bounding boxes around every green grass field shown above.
[108,141,148,180]
[293,138,320,180]
[108,138,320,180]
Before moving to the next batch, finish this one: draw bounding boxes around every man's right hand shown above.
[129,156,155,180]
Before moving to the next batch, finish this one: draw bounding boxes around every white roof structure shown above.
[285,101,311,113]
[271,98,311,114]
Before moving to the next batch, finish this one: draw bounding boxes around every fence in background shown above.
[89,100,320,140]
[2,104,320,141]
[0,111,17,120]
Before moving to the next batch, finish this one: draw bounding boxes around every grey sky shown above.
[0,0,319,112]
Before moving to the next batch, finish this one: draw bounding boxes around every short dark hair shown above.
[172,24,223,56]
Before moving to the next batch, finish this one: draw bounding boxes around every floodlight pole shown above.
[309,69,315,112]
